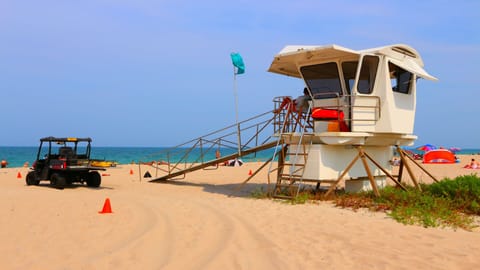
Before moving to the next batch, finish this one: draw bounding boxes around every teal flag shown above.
[230,52,245,74]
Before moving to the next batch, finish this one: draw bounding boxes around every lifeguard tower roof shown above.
[268,44,437,81]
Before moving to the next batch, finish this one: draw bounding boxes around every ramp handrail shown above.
[138,110,277,181]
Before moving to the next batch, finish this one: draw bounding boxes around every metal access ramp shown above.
[138,110,279,182]
[149,141,278,182]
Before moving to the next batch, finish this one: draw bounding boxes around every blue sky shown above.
[1,0,479,147]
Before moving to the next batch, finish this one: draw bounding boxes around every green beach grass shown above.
[252,174,480,231]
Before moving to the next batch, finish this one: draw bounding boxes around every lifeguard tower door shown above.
[350,55,381,133]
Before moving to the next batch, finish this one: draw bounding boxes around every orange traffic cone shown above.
[98,198,113,214]
[17,172,22,179]
[129,169,134,175]
[248,169,253,176]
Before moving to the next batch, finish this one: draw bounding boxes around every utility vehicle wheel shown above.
[51,173,66,189]
[87,171,101,187]
[26,171,40,186]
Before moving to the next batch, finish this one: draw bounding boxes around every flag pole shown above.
[233,67,241,156]
[230,52,245,156]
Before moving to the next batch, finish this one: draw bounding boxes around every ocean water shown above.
[0,146,275,168]
[1,146,479,168]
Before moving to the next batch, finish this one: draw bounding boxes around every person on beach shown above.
[464,158,479,169]
[390,157,401,166]
[275,87,310,114]
[294,87,311,113]
[274,87,311,127]
[215,149,227,166]
[1,159,8,168]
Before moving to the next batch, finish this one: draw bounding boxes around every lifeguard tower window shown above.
[301,62,342,99]
[389,62,412,94]
[341,61,358,95]
[358,56,379,94]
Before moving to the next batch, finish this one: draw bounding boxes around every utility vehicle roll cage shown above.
[37,137,93,160]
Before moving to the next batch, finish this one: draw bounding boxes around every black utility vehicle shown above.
[26,137,105,189]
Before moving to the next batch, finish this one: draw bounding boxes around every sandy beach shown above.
[1,155,480,270]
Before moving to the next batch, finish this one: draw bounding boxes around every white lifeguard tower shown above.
[145,43,438,199]
[267,44,438,197]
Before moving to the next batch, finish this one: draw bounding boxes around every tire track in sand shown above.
[160,197,283,269]
[80,193,175,270]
